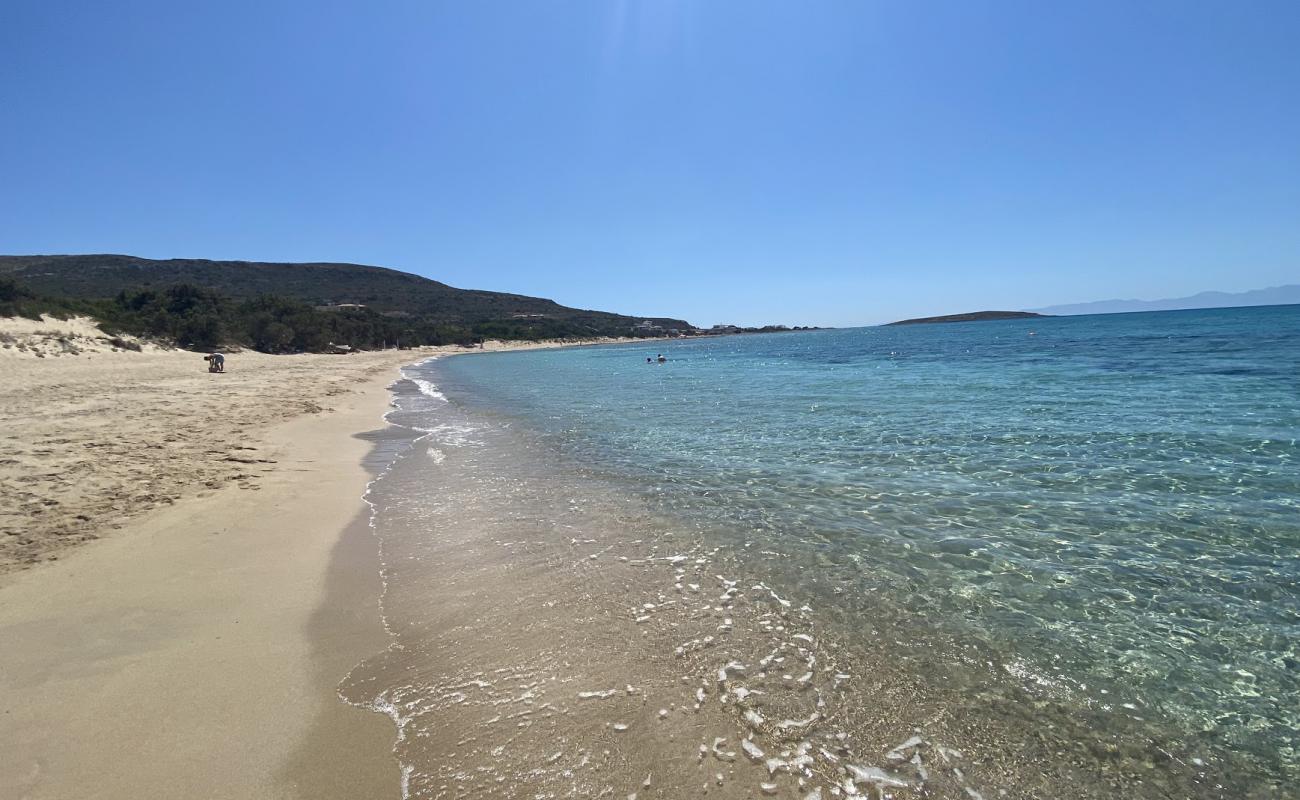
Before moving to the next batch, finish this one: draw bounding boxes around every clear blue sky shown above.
[2,1,1297,326]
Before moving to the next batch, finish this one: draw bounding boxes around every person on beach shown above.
[204,352,225,373]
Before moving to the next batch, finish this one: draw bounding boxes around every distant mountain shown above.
[0,254,692,336]
[887,310,1047,326]
[1032,285,1300,316]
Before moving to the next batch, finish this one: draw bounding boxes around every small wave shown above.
[401,371,448,402]
[411,422,480,448]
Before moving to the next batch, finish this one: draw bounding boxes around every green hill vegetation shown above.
[0,254,694,352]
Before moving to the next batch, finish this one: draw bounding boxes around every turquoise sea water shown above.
[428,305,1299,790]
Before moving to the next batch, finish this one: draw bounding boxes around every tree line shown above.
[1,277,624,352]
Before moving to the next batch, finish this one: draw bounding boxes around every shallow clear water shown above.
[426,306,1300,790]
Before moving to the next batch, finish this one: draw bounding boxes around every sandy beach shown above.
[0,316,628,799]
[3,314,1267,799]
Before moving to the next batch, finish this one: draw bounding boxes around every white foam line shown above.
[402,373,448,402]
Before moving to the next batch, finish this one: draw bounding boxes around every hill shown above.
[0,254,691,336]
[886,310,1047,326]
[1031,285,1300,316]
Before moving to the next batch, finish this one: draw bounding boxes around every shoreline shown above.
[0,328,640,799]
[3,321,1281,798]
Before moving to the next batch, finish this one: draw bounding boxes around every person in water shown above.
[656,354,666,363]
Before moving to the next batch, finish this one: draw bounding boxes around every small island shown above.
[886,310,1048,326]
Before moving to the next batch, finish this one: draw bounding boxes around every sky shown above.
[2,1,1298,327]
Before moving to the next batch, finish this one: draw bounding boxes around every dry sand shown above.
[0,316,630,575]
[0,315,634,799]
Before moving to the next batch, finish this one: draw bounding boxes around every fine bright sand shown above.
[0,316,625,799]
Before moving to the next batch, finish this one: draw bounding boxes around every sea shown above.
[343,305,1299,799]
